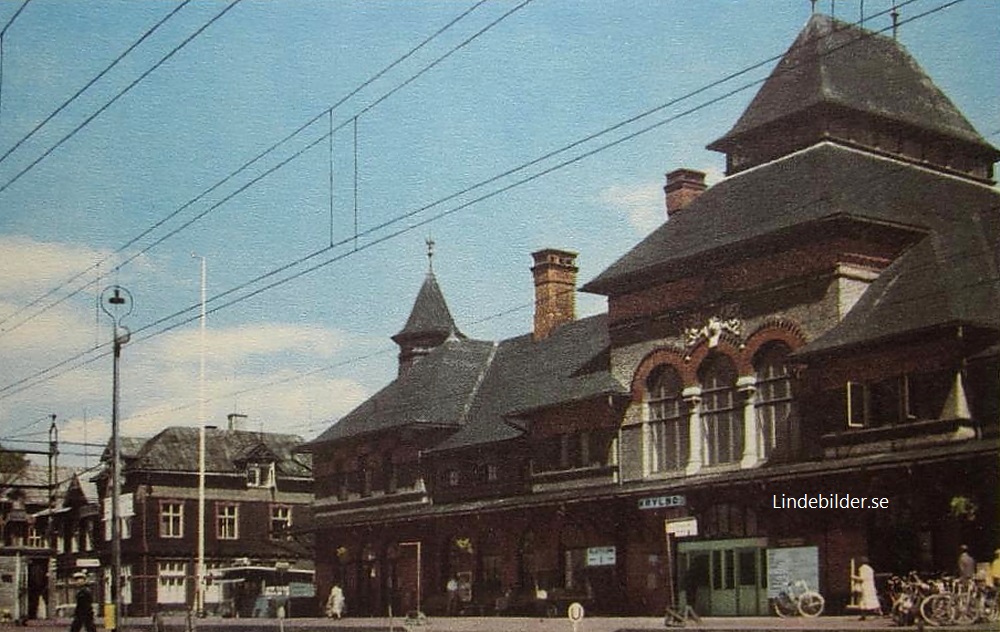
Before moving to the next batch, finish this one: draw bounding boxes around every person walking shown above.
[325,583,345,619]
[958,545,976,580]
[852,557,880,620]
[69,571,96,632]
[446,575,459,616]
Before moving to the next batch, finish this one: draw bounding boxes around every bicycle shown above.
[772,579,825,618]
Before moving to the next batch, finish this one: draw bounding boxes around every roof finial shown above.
[425,236,435,273]
[810,0,817,14]
[891,0,899,40]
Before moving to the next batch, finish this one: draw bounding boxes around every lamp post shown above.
[100,285,132,632]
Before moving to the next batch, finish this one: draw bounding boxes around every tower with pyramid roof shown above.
[391,240,464,375]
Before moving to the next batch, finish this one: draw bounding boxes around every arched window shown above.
[699,353,741,465]
[646,365,687,472]
[754,342,793,459]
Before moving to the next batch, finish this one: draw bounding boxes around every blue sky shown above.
[0,0,996,467]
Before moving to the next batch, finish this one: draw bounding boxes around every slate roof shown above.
[310,314,626,451]
[585,143,1000,354]
[709,14,996,154]
[311,338,497,444]
[433,314,625,453]
[1,463,77,506]
[392,272,463,343]
[125,427,311,478]
[799,183,1000,355]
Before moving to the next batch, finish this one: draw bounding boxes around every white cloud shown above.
[158,322,345,366]
[0,235,107,299]
[597,167,726,234]
[122,371,368,442]
[0,238,371,463]
[598,181,664,235]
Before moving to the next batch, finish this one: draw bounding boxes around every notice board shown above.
[766,546,819,598]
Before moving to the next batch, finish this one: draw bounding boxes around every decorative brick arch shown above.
[686,337,747,377]
[743,319,806,367]
[631,346,691,403]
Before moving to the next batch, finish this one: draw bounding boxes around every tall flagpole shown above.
[195,254,207,617]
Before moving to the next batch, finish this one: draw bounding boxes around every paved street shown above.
[18,616,997,632]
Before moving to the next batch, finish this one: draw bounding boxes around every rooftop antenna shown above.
[425,236,436,273]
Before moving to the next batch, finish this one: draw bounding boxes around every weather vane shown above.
[426,236,435,273]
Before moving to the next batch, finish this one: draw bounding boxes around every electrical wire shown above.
[0,0,990,408]
[0,0,244,198]
[0,0,986,401]
[0,0,35,131]
[0,0,928,338]
[0,2,191,168]
[0,0,496,336]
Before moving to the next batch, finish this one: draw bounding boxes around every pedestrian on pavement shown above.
[852,557,880,620]
[446,575,459,616]
[69,571,96,632]
[957,545,976,580]
[325,583,345,619]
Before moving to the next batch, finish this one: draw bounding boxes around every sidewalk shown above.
[20,616,998,632]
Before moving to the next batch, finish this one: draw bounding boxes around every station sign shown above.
[586,546,616,567]
[638,494,685,510]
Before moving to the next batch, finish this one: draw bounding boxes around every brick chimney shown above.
[531,249,577,341]
[664,168,707,217]
[227,413,247,431]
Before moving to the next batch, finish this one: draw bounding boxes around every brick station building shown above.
[305,14,999,617]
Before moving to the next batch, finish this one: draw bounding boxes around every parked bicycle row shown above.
[885,572,999,627]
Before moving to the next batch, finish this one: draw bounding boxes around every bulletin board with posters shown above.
[766,546,819,598]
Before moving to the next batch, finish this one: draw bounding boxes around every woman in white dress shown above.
[852,557,880,620]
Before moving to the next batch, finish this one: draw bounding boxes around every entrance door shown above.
[682,553,711,615]
[679,538,767,616]
[735,548,764,615]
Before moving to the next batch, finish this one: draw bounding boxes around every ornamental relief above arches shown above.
[630,316,807,402]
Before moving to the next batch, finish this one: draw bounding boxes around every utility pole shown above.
[101,285,132,632]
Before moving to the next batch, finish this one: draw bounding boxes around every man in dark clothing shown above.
[70,572,96,632]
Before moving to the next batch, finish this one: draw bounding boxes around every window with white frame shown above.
[754,342,793,459]
[246,462,275,488]
[26,525,44,548]
[160,501,184,539]
[700,353,742,465]
[216,503,238,540]
[646,364,688,473]
[104,564,133,606]
[270,505,292,540]
[157,561,187,604]
[204,562,224,607]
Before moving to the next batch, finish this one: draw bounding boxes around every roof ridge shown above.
[458,341,499,425]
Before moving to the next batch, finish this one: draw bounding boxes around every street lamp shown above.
[100,285,132,632]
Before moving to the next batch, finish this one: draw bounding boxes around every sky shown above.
[0,0,997,470]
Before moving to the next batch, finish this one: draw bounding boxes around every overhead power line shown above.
[0,0,243,199]
[0,0,981,405]
[0,0,913,338]
[0,1,192,167]
[0,0,35,127]
[0,0,500,337]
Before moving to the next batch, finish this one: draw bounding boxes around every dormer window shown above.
[246,462,275,489]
